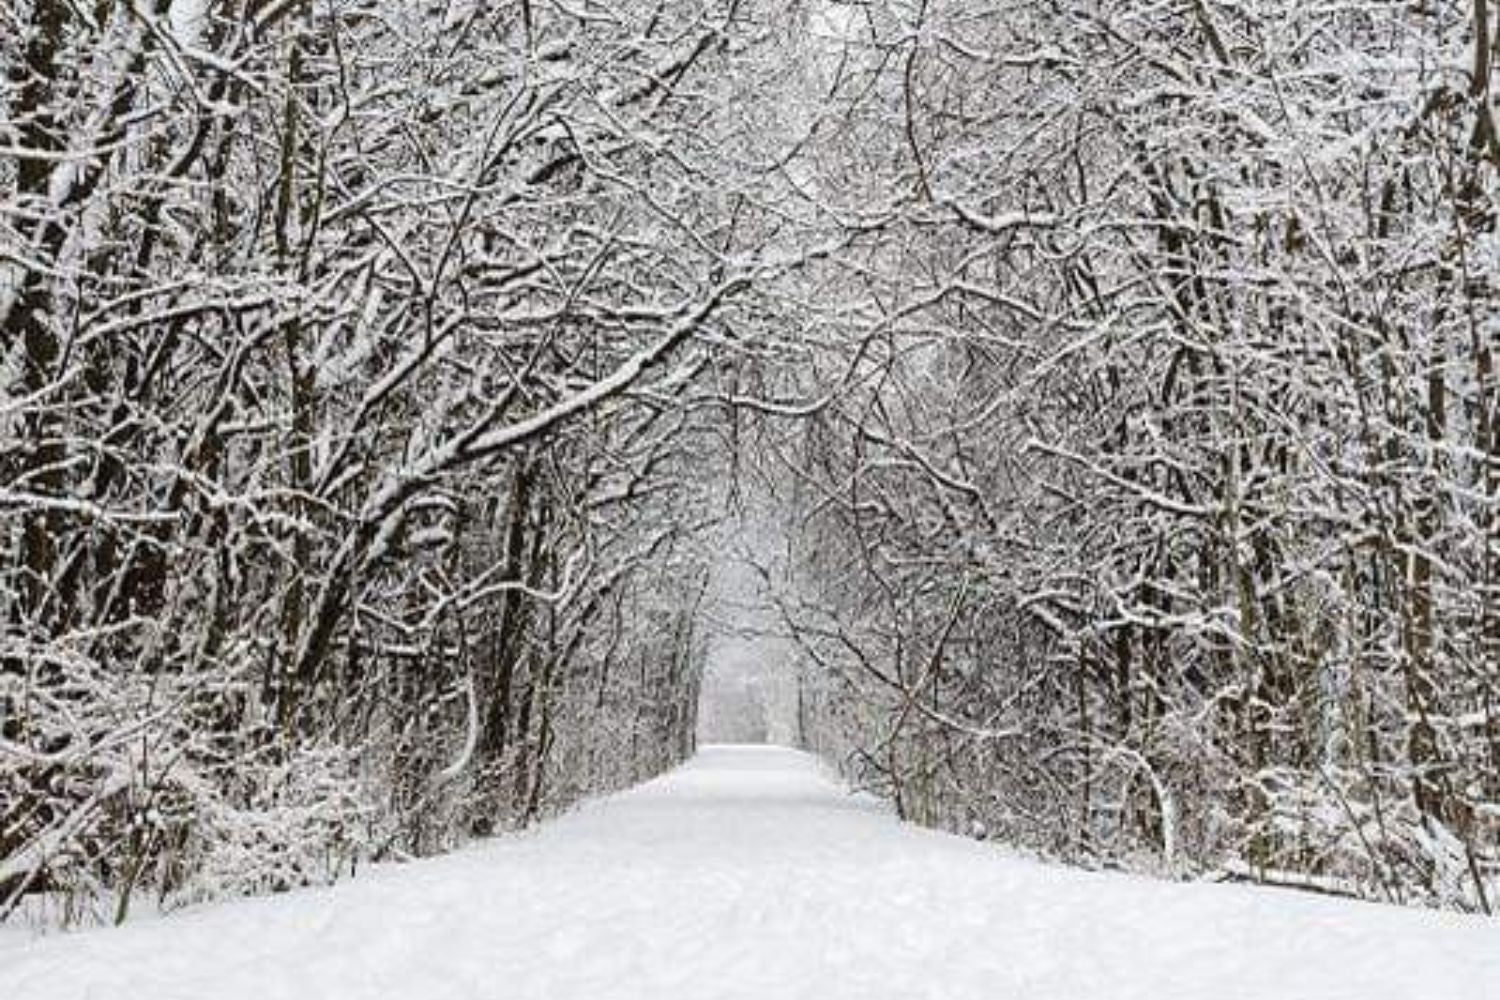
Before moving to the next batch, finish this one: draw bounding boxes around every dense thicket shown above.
[3,0,1495,925]
[0,0,815,924]
[751,0,1498,912]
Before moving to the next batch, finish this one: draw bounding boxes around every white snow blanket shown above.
[3,745,1497,999]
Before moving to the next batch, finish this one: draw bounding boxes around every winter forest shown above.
[2,0,1497,940]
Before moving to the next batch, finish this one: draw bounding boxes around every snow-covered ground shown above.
[3,745,1496,999]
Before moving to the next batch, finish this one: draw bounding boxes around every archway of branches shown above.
[4,0,1494,922]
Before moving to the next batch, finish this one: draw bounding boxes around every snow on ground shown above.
[2,745,1497,1000]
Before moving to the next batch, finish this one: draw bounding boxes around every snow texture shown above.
[2,745,1496,1000]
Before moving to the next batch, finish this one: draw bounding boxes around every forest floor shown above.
[2,744,1497,999]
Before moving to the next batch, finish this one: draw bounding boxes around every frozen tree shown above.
[745,0,1496,912]
[1,0,811,923]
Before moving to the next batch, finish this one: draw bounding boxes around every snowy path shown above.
[3,745,1497,1000]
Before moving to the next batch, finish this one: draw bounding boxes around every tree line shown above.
[3,0,1495,923]
[750,0,1497,913]
[1,0,804,924]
